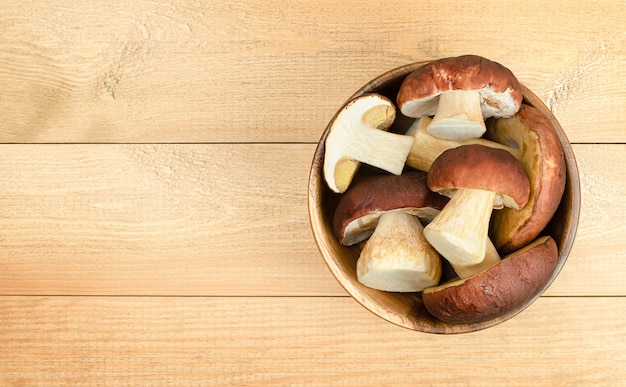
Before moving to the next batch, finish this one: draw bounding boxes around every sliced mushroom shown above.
[422,236,559,324]
[405,115,520,172]
[486,104,567,254]
[397,55,522,141]
[323,93,414,193]
[423,144,530,268]
[332,171,448,292]
[333,170,448,246]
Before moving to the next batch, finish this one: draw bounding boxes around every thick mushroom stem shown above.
[323,94,414,193]
[325,124,414,192]
[405,116,521,172]
[423,188,496,267]
[357,211,442,292]
[450,238,501,279]
[426,90,486,141]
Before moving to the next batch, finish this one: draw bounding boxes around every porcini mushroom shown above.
[485,104,567,254]
[357,211,441,292]
[333,170,448,246]
[405,115,520,172]
[422,236,559,324]
[397,55,523,141]
[323,93,414,193]
[423,144,530,268]
[332,171,449,292]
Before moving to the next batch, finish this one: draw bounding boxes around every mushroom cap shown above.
[333,170,449,246]
[397,55,523,119]
[422,235,558,324]
[486,104,567,254]
[427,144,530,209]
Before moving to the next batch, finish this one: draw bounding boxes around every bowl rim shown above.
[308,60,581,333]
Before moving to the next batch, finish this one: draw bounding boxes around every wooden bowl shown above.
[308,61,581,334]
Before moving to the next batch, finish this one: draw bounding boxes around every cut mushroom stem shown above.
[426,89,486,141]
[330,122,412,178]
[323,94,415,193]
[357,211,442,293]
[405,116,521,172]
[450,238,501,279]
[423,188,496,267]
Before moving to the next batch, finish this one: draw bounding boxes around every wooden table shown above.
[1,1,624,385]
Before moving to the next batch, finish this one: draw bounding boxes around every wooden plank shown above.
[0,144,623,296]
[0,143,340,296]
[548,144,626,295]
[0,296,623,385]
[0,0,624,143]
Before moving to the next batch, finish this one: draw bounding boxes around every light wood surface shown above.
[1,297,624,385]
[1,0,624,384]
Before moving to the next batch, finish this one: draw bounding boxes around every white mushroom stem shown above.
[423,188,496,267]
[406,116,520,172]
[324,95,415,193]
[325,122,414,190]
[357,211,442,292]
[427,89,486,141]
[450,238,501,279]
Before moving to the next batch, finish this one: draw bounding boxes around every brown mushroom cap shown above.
[397,55,523,119]
[427,144,530,209]
[333,170,449,246]
[422,235,559,324]
[486,104,567,254]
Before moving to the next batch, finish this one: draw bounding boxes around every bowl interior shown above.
[308,61,581,334]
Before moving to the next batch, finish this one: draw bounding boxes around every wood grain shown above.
[1,1,624,384]
[0,144,336,296]
[0,143,623,297]
[0,296,623,385]
[1,0,624,143]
